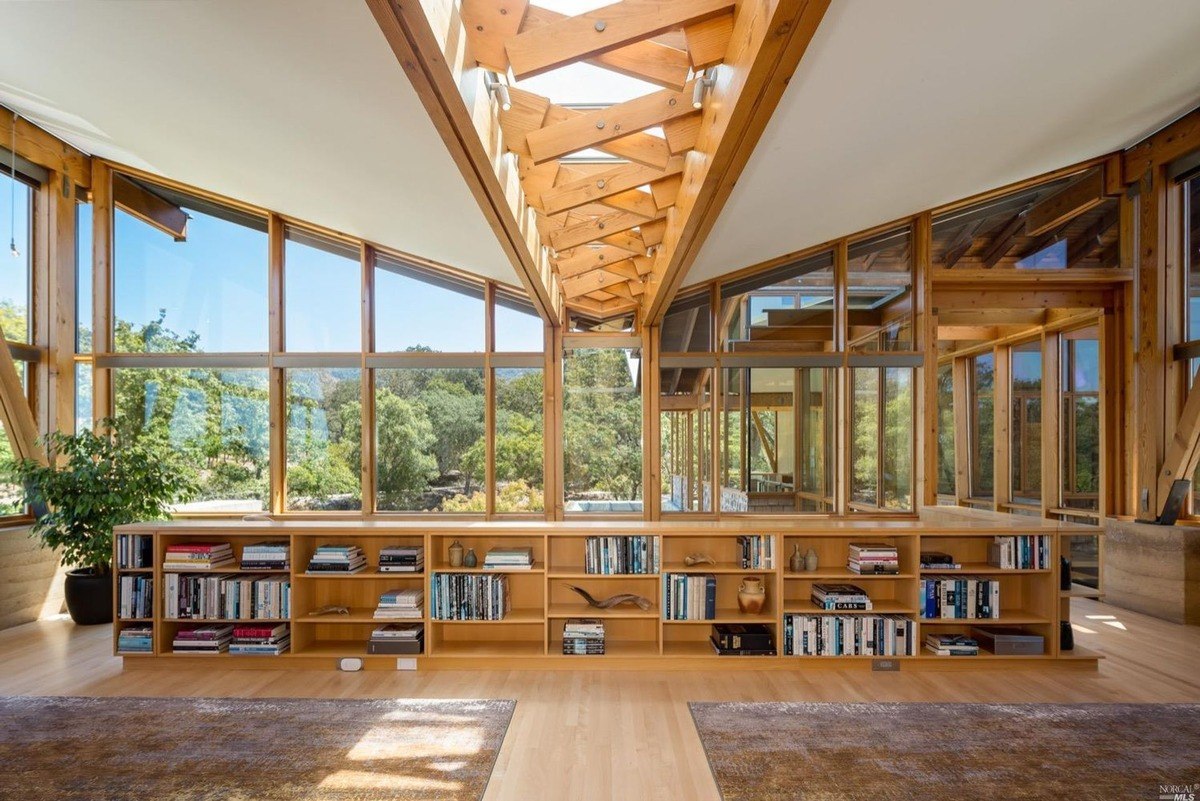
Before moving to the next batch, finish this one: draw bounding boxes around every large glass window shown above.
[851,367,913,511]
[937,364,955,497]
[113,368,270,511]
[661,293,711,353]
[720,250,834,351]
[970,354,995,499]
[113,179,268,353]
[661,366,712,513]
[374,367,485,511]
[1061,332,1100,511]
[0,170,32,344]
[285,230,360,352]
[563,347,642,513]
[76,201,93,352]
[1011,341,1042,505]
[491,367,545,513]
[494,293,544,352]
[718,366,835,513]
[848,227,913,351]
[375,255,484,352]
[286,368,362,510]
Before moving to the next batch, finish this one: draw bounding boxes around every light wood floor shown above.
[2,598,1198,801]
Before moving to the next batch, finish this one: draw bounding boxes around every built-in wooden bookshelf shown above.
[112,508,1102,670]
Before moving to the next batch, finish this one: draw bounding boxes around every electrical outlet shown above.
[395,658,418,671]
[872,659,900,671]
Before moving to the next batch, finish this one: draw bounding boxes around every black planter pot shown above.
[64,568,114,625]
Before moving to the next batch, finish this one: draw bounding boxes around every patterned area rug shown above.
[689,702,1200,801]
[0,696,514,801]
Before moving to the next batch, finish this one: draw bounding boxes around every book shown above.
[784,613,915,656]
[811,583,872,610]
[583,536,660,575]
[372,623,423,639]
[663,573,717,620]
[924,633,979,656]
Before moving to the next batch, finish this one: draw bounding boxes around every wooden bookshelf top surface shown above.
[116,506,1097,535]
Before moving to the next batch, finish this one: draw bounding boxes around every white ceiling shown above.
[3,1,1200,293]
[688,0,1200,284]
[0,0,514,283]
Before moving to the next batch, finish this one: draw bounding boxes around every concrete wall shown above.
[0,525,65,630]
[1103,519,1200,625]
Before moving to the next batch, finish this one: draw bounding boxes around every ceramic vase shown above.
[789,543,804,573]
[463,548,478,568]
[448,540,465,567]
[804,547,818,572]
[737,576,766,614]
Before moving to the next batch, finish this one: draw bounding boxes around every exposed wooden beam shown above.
[1066,208,1118,267]
[1025,168,1107,236]
[365,0,559,324]
[520,4,690,89]
[541,100,672,168]
[112,174,188,240]
[541,158,684,215]
[460,0,529,72]
[980,210,1029,268]
[650,174,683,209]
[505,0,736,79]
[555,246,633,279]
[1157,371,1200,515]
[644,0,832,322]
[1123,103,1200,183]
[550,208,666,251]
[526,81,698,164]
[684,13,735,69]
[662,113,702,154]
[598,188,660,218]
[0,110,91,190]
[0,324,44,465]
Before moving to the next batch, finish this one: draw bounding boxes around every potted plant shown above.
[8,421,195,625]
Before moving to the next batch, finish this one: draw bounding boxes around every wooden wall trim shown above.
[0,111,90,190]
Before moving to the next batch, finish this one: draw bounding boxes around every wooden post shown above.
[267,213,286,514]
[360,243,376,514]
[952,357,970,503]
[544,323,563,520]
[915,213,936,508]
[644,324,661,520]
[835,240,850,514]
[484,282,496,518]
[1041,331,1061,517]
[91,162,113,426]
[1134,168,1167,517]
[47,172,76,437]
[993,346,1011,510]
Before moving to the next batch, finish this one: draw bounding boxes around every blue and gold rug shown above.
[1,695,514,800]
[689,701,1200,800]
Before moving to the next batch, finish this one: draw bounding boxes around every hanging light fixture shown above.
[9,109,18,259]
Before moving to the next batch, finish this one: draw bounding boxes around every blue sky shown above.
[0,172,32,340]
[112,203,544,353]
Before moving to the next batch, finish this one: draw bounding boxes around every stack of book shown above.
[117,625,153,654]
[172,624,234,654]
[847,542,899,574]
[737,535,774,569]
[379,544,423,573]
[164,573,290,620]
[368,623,424,655]
[811,583,872,611]
[924,633,979,656]
[562,618,605,654]
[663,573,716,620]
[430,573,510,620]
[711,623,776,655]
[784,614,915,656]
[118,575,153,619]
[920,577,1000,619]
[583,536,659,574]
[163,543,235,571]
[483,546,534,570]
[920,551,961,570]
[374,588,423,619]
[230,623,291,656]
[989,535,1049,570]
[116,534,153,569]
[306,545,367,574]
[240,541,289,571]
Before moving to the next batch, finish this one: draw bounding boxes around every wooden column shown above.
[1041,331,1061,517]
[267,213,285,514]
[1134,168,1167,517]
[484,282,496,518]
[835,239,850,514]
[46,172,76,437]
[90,161,112,425]
[915,212,937,508]
[544,323,563,520]
[993,346,1011,510]
[360,244,376,514]
[644,325,661,521]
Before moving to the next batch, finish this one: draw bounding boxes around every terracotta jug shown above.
[737,576,766,614]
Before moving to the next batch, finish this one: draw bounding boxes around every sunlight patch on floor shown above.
[346,724,485,760]
[318,770,462,792]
